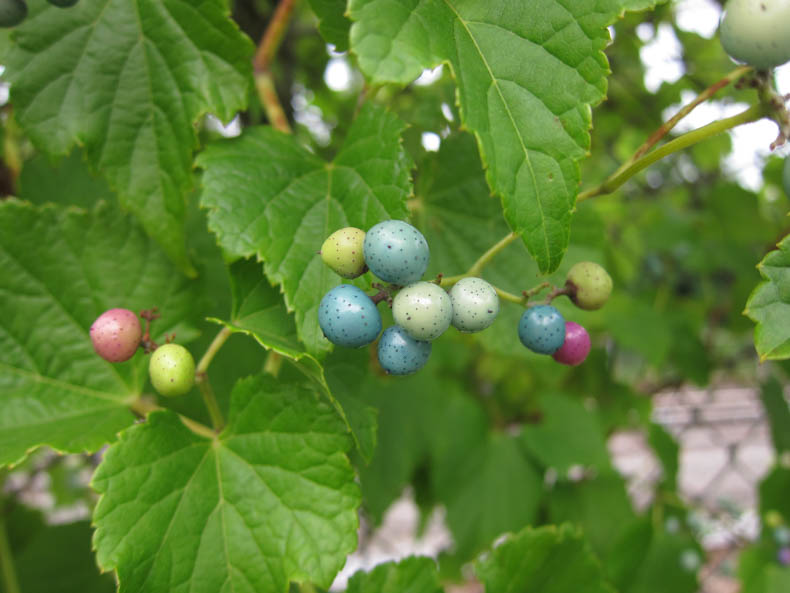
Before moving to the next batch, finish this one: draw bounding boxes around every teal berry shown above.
[377,326,432,375]
[719,0,790,69]
[318,284,382,348]
[449,277,499,333]
[392,281,453,341]
[518,305,566,354]
[0,0,26,28]
[363,220,429,285]
[149,344,195,397]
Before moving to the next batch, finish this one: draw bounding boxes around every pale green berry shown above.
[719,0,790,70]
[392,281,453,341]
[320,227,367,279]
[449,277,499,333]
[565,262,612,310]
[149,344,195,397]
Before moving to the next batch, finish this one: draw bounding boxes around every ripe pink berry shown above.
[552,321,591,366]
[90,308,142,362]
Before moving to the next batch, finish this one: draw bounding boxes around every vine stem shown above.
[129,397,217,440]
[577,103,766,202]
[194,326,233,432]
[253,0,297,133]
[0,511,21,593]
[440,232,519,287]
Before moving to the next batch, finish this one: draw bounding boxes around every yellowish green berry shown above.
[149,344,195,397]
[565,262,613,310]
[320,227,367,279]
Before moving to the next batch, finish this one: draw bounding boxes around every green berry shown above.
[392,281,453,341]
[565,261,612,310]
[149,344,195,397]
[320,227,367,279]
[0,0,27,28]
[719,0,790,70]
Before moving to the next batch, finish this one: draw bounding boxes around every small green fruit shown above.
[320,227,367,279]
[149,344,195,397]
[719,0,790,69]
[0,0,27,28]
[565,261,613,310]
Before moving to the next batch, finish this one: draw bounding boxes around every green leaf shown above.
[442,432,542,559]
[18,150,114,208]
[92,374,360,593]
[648,422,679,490]
[344,557,442,593]
[2,508,115,593]
[521,393,610,474]
[745,234,790,360]
[209,259,378,461]
[6,0,253,274]
[348,1,631,273]
[761,378,790,453]
[760,465,790,524]
[0,200,199,467]
[198,102,412,356]
[475,524,614,593]
[307,0,351,51]
[621,528,701,593]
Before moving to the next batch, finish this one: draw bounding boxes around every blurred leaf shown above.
[648,422,679,490]
[745,234,790,361]
[475,524,614,593]
[307,0,351,51]
[760,465,790,524]
[761,378,790,453]
[6,0,253,274]
[344,557,442,593]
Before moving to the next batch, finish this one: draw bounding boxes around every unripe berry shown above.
[719,0,790,70]
[552,321,591,366]
[377,326,432,375]
[392,281,453,341]
[363,220,429,285]
[90,308,142,362]
[320,227,367,279]
[318,284,382,348]
[449,277,499,333]
[518,305,565,355]
[0,0,27,28]
[149,344,195,397]
[565,261,612,310]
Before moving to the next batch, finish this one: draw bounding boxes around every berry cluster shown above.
[318,220,613,375]
[0,0,79,28]
[518,261,612,365]
[319,220,500,375]
[89,308,195,397]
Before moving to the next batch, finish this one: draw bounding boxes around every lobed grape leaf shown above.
[92,374,360,593]
[348,0,639,273]
[0,200,199,467]
[307,0,351,51]
[198,102,412,356]
[5,0,254,274]
[344,557,442,593]
[208,259,378,462]
[475,523,614,593]
[745,235,790,360]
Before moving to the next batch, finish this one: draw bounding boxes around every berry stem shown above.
[495,287,527,305]
[264,351,283,377]
[128,397,217,439]
[197,326,233,375]
[196,373,225,432]
[0,505,20,593]
[440,231,520,287]
[578,103,766,202]
[544,285,571,303]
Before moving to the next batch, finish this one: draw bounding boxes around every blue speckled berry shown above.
[449,277,499,333]
[392,281,453,341]
[318,285,382,348]
[363,220,429,285]
[377,326,432,375]
[518,305,565,354]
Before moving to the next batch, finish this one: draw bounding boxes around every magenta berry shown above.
[90,308,142,362]
[552,321,591,366]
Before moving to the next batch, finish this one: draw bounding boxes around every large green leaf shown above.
[344,557,442,593]
[92,374,360,593]
[475,524,614,593]
[0,200,198,467]
[198,103,412,356]
[5,0,253,274]
[307,0,351,51]
[745,234,790,360]
[209,259,378,462]
[348,0,636,273]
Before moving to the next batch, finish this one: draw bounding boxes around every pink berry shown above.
[552,321,591,366]
[90,308,142,362]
